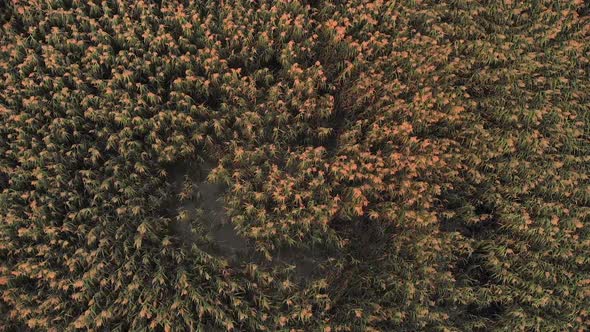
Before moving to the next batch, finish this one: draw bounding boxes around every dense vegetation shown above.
[0,0,588,331]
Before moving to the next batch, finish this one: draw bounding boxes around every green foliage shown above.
[0,0,588,331]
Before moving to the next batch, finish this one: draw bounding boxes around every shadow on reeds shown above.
[165,159,337,286]
[166,160,251,263]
